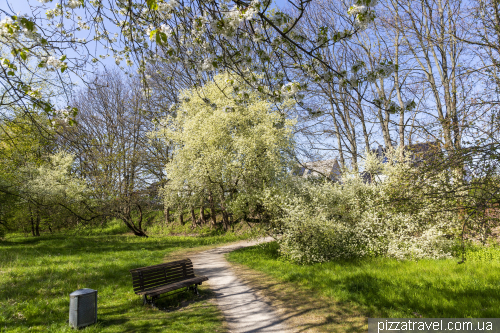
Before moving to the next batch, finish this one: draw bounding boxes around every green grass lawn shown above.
[227,241,500,319]
[0,230,249,332]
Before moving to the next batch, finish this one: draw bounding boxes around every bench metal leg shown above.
[143,295,158,308]
[193,284,200,297]
[151,296,158,308]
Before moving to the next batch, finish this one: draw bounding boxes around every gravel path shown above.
[191,238,290,333]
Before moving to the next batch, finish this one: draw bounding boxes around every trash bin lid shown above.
[70,288,97,297]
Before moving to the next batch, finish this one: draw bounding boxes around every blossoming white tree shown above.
[153,72,295,230]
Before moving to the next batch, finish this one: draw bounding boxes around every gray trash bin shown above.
[69,288,97,329]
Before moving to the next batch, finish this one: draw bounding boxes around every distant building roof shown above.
[367,141,442,165]
[371,145,389,163]
[361,141,441,183]
[292,159,342,180]
[404,141,442,165]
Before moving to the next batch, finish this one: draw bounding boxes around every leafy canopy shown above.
[155,72,296,216]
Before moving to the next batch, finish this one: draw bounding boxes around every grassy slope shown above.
[227,242,500,331]
[0,229,249,333]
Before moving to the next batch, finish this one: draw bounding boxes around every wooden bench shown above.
[130,258,208,307]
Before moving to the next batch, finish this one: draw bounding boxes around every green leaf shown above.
[161,32,168,43]
[60,55,67,61]
[20,18,35,32]
[61,67,66,73]
[43,103,52,113]
[7,71,14,76]
[41,38,48,45]
[146,0,158,10]
[20,52,27,61]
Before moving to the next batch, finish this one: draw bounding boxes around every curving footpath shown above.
[191,238,290,333]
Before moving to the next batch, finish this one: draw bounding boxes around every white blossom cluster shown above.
[202,57,217,71]
[65,0,81,9]
[41,56,67,70]
[148,24,172,41]
[280,82,301,97]
[0,58,10,69]
[157,0,180,12]
[51,107,77,126]
[210,0,261,38]
[77,21,90,30]
[347,0,378,31]
[159,24,172,36]
[45,7,63,20]
[0,16,38,40]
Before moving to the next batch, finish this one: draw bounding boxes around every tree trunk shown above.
[221,210,230,232]
[229,213,234,232]
[179,210,184,225]
[35,211,40,237]
[30,209,35,237]
[164,206,170,224]
[199,205,206,225]
[328,96,346,169]
[208,191,217,228]
[121,216,148,237]
[117,205,148,237]
[190,206,197,227]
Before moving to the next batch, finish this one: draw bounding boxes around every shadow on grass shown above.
[228,241,500,323]
[100,288,222,332]
[0,235,227,332]
[337,270,500,318]
[229,261,367,333]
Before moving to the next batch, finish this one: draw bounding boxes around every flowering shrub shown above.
[262,149,461,263]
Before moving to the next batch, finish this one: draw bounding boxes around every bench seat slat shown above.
[131,264,193,273]
[132,274,192,286]
[135,276,209,296]
[132,277,194,292]
[131,272,195,284]
[131,270,194,282]
[129,259,192,273]
[131,268,194,281]
[131,271,195,283]
[131,262,194,274]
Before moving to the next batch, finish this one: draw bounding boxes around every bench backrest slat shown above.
[130,259,196,293]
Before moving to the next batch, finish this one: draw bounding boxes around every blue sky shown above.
[3,0,30,16]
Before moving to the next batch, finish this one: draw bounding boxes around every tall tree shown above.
[61,70,169,236]
[155,72,296,230]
